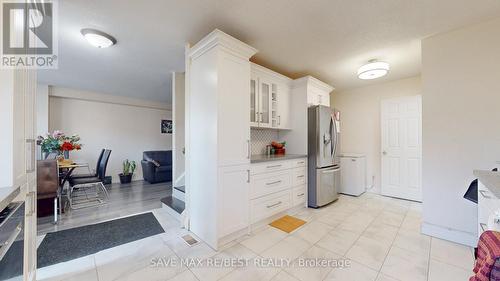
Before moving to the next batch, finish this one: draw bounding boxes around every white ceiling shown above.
[38,0,500,103]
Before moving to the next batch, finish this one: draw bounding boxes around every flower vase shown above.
[63,150,69,159]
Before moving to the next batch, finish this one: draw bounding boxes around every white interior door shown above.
[381,95,422,201]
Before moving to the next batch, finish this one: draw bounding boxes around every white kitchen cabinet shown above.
[187,30,257,250]
[249,157,307,222]
[219,165,250,237]
[250,63,292,129]
[295,76,334,107]
[0,68,38,281]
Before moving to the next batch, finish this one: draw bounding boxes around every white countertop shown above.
[250,154,307,163]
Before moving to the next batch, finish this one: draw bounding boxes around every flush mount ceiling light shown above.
[357,60,390,80]
[81,28,117,48]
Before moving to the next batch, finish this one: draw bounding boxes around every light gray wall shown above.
[422,17,500,246]
[49,87,172,183]
[172,72,185,185]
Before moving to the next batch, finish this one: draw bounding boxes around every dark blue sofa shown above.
[141,151,172,183]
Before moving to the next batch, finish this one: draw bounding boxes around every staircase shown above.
[161,185,185,221]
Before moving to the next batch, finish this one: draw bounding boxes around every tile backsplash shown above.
[251,129,279,155]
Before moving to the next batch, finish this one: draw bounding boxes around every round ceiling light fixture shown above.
[357,60,390,80]
[81,28,117,48]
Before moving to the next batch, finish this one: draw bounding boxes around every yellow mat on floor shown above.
[269,215,306,233]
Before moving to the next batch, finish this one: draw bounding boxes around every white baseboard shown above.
[421,222,478,247]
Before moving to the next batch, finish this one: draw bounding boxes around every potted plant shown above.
[119,159,136,184]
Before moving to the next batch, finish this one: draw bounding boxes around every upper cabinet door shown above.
[276,83,291,129]
[250,77,259,127]
[217,53,251,166]
[258,79,272,128]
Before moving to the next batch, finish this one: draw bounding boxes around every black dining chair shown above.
[70,149,105,179]
[68,149,111,209]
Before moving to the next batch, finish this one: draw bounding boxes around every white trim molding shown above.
[293,75,335,93]
[422,221,478,247]
[188,29,258,61]
[49,86,171,110]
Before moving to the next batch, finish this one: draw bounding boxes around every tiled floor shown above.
[36,193,475,281]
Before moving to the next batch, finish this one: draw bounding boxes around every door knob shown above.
[382,151,387,155]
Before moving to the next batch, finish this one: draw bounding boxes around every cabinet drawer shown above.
[292,185,306,206]
[292,158,307,168]
[251,171,291,199]
[250,161,292,175]
[292,167,307,186]
[250,190,291,223]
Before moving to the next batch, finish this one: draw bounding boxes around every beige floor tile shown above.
[362,223,399,245]
[376,273,400,281]
[37,255,98,281]
[292,221,333,244]
[316,211,349,227]
[393,228,431,255]
[95,236,185,281]
[345,236,391,270]
[337,216,372,234]
[325,260,378,281]
[400,216,422,232]
[430,238,474,270]
[380,246,428,281]
[189,252,236,281]
[428,258,473,281]
[316,229,360,256]
[218,259,280,281]
[240,227,287,254]
[285,245,340,281]
[383,202,409,215]
[167,270,200,281]
[270,270,300,281]
[373,211,405,227]
[261,236,312,261]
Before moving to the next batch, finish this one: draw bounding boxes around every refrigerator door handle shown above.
[330,116,335,157]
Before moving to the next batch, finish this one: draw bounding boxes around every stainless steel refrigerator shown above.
[307,105,340,208]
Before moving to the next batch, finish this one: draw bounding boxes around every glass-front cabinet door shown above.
[259,79,271,127]
[250,78,259,127]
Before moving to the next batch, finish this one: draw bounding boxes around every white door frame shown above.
[381,95,422,201]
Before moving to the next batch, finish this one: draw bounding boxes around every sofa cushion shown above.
[143,151,172,166]
[156,165,172,172]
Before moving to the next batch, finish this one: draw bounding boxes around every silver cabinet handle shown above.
[26,191,36,217]
[480,223,487,231]
[266,201,282,209]
[351,159,356,162]
[297,193,305,197]
[297,175,305,178]
[259,112,263,122]
[266,180,282,186]
[266,164,282,169]
[382,151,387,156]
[479,190,491,199]
[247,140,250,159]
[247,170,250,183]
[297,161,305,165]
[278,116,281,126]
[26,139,36,173]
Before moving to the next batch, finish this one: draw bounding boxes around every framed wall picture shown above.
[161,120,173,134]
